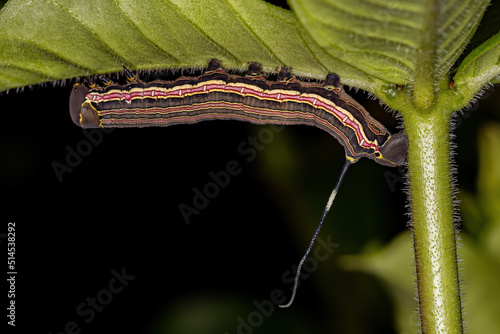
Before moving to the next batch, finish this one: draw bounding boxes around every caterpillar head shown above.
[375,132,409,167]
[69,84,101,128]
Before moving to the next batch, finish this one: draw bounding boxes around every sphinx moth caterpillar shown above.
[69,59,408,307]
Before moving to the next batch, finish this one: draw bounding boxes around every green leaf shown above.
[338,231,419,333]
[453,31,500,103]
[0,0,492,101]
[288,0,489,88]
[0,0,338,92]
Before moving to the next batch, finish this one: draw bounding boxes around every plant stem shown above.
[405,110,463,333]
[412,0,439,109]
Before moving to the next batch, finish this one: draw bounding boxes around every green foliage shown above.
[0,0,331,91]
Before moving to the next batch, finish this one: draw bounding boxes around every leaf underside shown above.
[0,0,497,105]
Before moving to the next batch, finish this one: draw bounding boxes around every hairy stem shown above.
[405,110,463,333]
[412,0,440,109]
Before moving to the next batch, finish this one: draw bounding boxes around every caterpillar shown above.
[69,59,408,307]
